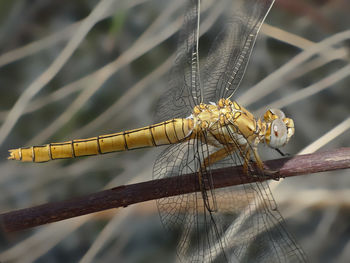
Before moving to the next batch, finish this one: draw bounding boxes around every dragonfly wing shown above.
[156,0,202,122]
[153,126,307,262]
[210,126,308,263]
[153,139,236,262]
[206,124,308,262]
[202,0,275,103]
[219,159,308,262]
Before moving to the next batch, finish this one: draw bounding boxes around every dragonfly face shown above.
[263,109,295,149]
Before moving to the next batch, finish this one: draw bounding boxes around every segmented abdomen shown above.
[8,118,193,162]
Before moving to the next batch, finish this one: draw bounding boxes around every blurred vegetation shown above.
[0,0,349,262]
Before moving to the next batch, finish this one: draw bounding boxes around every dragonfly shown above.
[8,0,308,262]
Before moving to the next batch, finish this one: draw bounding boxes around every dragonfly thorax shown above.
[190,99,295,151]
[191,99,257,148]
[192,99,241,129]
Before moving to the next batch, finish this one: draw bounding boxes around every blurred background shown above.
[0,0,349,262]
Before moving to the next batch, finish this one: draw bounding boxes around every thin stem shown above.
[1,147,349,233]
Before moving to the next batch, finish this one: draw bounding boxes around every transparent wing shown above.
[156,0,202,122]
[221,126,308,263]
[156,0,275,122]
[153,127,307,262]
[153,140,235,262]
[202,0,275,103]
[153,0,307,261]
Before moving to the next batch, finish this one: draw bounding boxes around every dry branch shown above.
[1,147,350,233]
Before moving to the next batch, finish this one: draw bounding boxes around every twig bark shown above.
[1,147,350,233]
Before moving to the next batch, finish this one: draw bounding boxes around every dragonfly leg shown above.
[242,148,252,176]
[252,148,281,180]
[199,146,237,212]
[202,146,237,168]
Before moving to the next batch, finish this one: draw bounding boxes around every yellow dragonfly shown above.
[8,0,308,262]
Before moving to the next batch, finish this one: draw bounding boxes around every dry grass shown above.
[0,0,349,262]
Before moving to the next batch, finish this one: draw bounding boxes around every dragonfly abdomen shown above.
[8,118,193,162]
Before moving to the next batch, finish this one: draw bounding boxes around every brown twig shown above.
[1,147,350,233]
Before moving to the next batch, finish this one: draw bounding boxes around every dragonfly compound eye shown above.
[266,119,289,149]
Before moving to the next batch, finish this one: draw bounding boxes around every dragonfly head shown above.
[263,109,294,149]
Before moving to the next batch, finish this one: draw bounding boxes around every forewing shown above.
[156,0,202,122]
[202,0,275,103]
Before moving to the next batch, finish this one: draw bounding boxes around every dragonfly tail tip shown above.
[8,149,17,160]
